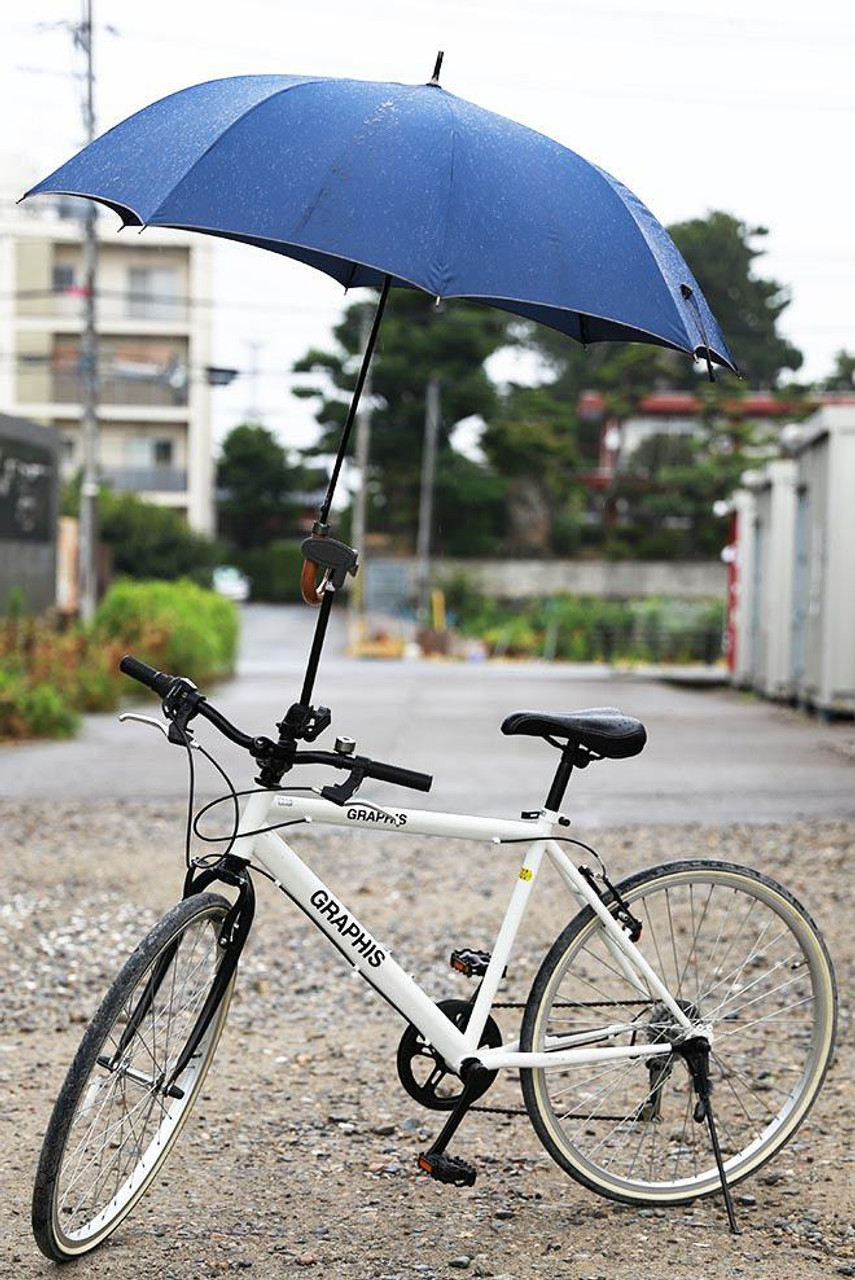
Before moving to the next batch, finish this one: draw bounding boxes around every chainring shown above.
[396,998,502,1111]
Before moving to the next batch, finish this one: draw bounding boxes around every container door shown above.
[791,486,809,683]
[749,518,764,681]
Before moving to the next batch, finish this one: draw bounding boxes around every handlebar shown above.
[293,750,433,794]
[119,653,433,796]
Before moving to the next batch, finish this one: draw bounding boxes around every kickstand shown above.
[702,1096,741,1235]
[677,1037,741,1236]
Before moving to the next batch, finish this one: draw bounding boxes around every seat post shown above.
[544,745,575,812]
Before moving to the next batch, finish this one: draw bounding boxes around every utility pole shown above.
[415,374,441,624]
[245,340,262,420]
[348,308,374,651]
[77,0,99,621]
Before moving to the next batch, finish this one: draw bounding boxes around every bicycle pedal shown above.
[417,1151,477,1187]
[450,948,505,979]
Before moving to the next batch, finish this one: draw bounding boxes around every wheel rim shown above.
[51,907,229,1250]
[528,866,835,1201]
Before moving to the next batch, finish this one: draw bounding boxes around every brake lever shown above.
[320,764,366,805]
[118,712,194,745]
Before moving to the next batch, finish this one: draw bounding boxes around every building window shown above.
[126,266,181,320]
[52,264,76,293]
[153,438,174,467]
[124,437,152,467]
[61,435,76,460]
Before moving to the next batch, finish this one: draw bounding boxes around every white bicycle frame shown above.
[230,789,702,1074]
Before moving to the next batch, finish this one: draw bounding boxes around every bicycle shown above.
[31,653,837,1262]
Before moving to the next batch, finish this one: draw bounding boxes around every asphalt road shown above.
[2,603,854,825]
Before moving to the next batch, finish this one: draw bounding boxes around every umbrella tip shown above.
[428,50,444,85]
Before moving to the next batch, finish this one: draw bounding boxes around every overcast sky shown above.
[2,0,853,452]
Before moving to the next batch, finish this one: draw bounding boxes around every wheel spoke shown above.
[523,863,832,1203]
[43,902,231,1253]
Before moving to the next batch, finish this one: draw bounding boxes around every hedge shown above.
[0,579,238,740]
[94,579,239,683]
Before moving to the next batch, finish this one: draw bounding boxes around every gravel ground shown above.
[1,802,852,1280]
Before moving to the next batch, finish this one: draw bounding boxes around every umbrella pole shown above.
[284,276,391,741]
[316,274,391,529]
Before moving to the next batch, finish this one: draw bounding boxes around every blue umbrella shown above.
[24,58,737,730]
[25,63,735,375]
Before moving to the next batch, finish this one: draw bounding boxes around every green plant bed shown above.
[449,588,725,664]
[0,579,239,742]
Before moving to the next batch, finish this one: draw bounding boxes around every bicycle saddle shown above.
[501,707,647,759]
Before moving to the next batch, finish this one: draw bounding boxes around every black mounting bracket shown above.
[301,535,359,591]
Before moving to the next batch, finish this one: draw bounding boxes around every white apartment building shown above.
[0,179,215,533]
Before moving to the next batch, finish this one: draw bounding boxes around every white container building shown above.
[746,459,798,700]
[730,485,758,688]
[791,404,855,715]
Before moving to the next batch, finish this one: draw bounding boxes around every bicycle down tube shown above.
[231,791,691,1073]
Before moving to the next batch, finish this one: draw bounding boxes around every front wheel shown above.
[32,892,235,1261]
[520,860,836,1205]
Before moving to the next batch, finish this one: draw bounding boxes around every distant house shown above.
[0,190,215,533]
[0,412,60,613]
[576,389,808,489]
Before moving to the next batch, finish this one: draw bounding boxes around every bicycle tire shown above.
[32,892,235,1261]
[520,859,836,1205]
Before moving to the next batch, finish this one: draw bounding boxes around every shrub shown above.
[94,579,239,683]
[232,541,305,603]
[63,478,223,583]
[98,491,223,584]
[0,671,79,740]
[0,581,238,741]
[0,616,123,717]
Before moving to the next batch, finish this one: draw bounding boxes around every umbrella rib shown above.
[436,90,458,298]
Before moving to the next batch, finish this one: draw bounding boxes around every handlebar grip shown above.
[364,759,433,794]
[119,654,177,699]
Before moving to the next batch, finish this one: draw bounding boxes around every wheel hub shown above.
[645,998,700,1045]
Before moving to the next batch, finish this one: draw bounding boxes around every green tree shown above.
[613,396,776,558]
[823,349,855,392]
[516,210,804,426]
[668,212,802,387]
[481,385,582,554]
[217,422,321,549]
[98,491,221,581]
[293,292,510,544]
[62,476,221,582]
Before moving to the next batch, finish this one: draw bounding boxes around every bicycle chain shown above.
[471,998,650,1111]
[472,1106,642,1120]
[490,999,651,1009]
[471,998,652,1117]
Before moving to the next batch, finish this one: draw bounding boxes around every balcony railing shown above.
[51,373,188,408]
[17,290,189,325]
[101,467,188,493]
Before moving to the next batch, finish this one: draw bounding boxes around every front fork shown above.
[103,856,255,1097]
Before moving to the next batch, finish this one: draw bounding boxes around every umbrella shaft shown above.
[300,589,334,708]
[317,274,391,528]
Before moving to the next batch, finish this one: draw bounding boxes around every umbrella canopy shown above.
[25,72,736,372]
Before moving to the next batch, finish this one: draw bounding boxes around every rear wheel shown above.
[32,892,234,1261]
[521,860,836,1204]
